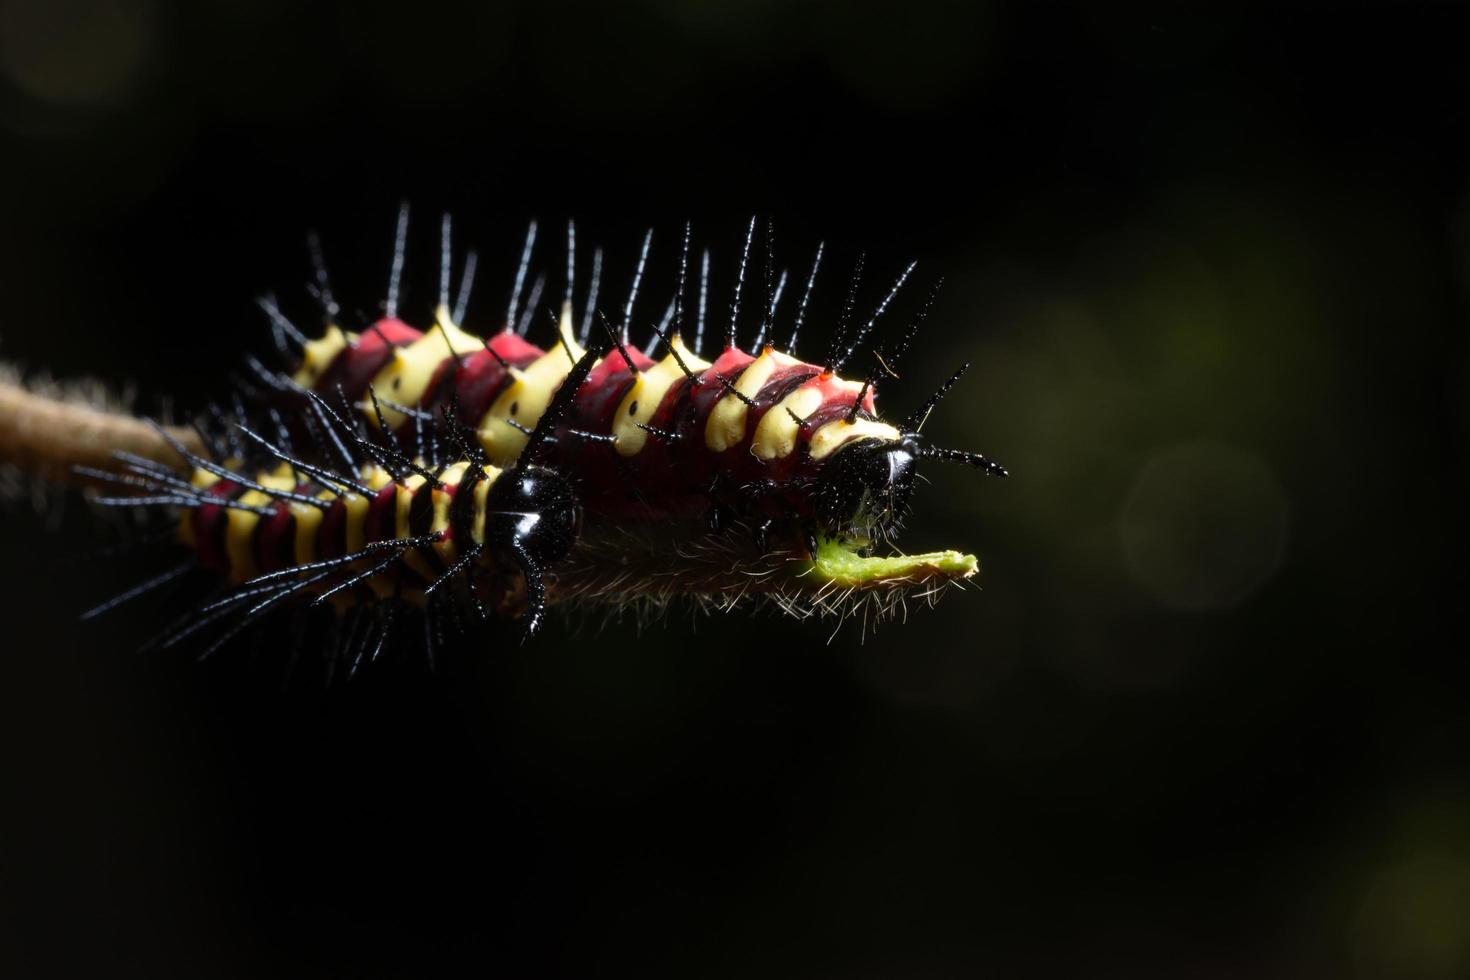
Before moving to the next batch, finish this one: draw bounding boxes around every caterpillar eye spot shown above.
[629,401,638,416]
[510,401,519,416]
[391,377,401,390]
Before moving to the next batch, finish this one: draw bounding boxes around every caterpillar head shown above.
[816,431,1008,544]
[816,434,923,540]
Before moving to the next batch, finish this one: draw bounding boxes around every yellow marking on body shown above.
[752,385,824,461]
[222,469,300,583]
[364,313,484,429]
[362,465,395,492]
[808,418,902,461]
[477,313,587,465]
[291,501,324,567]
[341,492,371,556]
[393,474,433,581]
[356,466,399,599]
[704,349,800,453]
[289,465,338,567]
[392,462,474,582]
[295,465,392,567]
[292,326,350,388]
[224,490,269,582]
[217,469,299,582]
[428,462,471,565]
[179,470,217,547]
[612,336,711,456]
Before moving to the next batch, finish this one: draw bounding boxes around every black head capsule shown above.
[815,434,923,537]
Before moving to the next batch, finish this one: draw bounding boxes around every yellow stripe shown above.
[705,349,799,452]
[291,501,324,567]
[340,494,369,556]
[752,385,824,460]
[362,465,396,492]
[301,477,339,563]
[429,462,471,566]
[222,469,298,583]
[292,325,350,388]
[224,490,268,582]
[472,466,497,546]
[808,418,902,461]
[477,314,586,464]
[611,337,710,456]
[364,314,485,429]
[302,465,394,567]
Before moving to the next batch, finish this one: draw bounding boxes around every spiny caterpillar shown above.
[254,210,1004,578]
[74,332,596,659]
[56,209,1004,662]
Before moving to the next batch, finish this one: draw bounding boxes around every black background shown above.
[3,2,1469,977]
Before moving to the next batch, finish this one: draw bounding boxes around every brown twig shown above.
[0,378,200,485]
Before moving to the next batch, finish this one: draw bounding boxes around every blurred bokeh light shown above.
[0,0,155,110]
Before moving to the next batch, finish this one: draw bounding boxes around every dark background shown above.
[2,1,1468,977]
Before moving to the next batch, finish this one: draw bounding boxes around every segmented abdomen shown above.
[290,311,900,521]
[180,459,497,596]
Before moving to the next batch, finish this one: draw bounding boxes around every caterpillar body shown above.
[261,212,1006,561]
[177,459,574,640]
[76,364,587,653]
[53,211,1002,661]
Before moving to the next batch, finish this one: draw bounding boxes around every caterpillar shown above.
[6,210,1001,662]
[256,210,1005,575]
[69,344,597,662]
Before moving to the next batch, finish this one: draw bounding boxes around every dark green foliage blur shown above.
[1,1,1466,977]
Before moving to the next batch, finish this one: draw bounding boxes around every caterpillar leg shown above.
[511,540,548,641]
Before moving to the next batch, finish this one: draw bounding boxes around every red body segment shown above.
[317,318,422,398]
[302,325,892,528]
